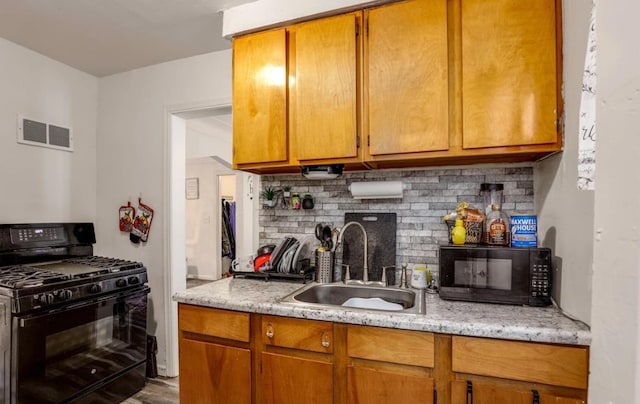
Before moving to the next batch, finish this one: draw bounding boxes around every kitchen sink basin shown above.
[280,283,416,312]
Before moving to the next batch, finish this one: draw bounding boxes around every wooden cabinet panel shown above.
[261,352,333,404]
[179,338,251,404]
[347,325,434,368]
[366,0,449,156]
[451,380,586,404]
[452,380,530,404]
[540,395,586,404]
[461,0,558,149]
[292,13,359,161]
[179,304,250,342]
[348,366,434,404]
[262,315,333,353]
[233,29,287,166]
[452,336,589,389]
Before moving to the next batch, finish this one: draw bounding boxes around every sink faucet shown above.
[336,222,369,283]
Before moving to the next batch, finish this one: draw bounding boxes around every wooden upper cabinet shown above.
[461,0,558,149]
[233,29,287,166]
[291,13,360,162]
[366,0,449,156]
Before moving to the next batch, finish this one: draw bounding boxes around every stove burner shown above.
[0,266,67,288]
[64,256,143,271]
[0,257,144,290]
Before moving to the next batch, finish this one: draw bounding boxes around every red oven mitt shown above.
[130,198,154,244]
[119,201,135,233]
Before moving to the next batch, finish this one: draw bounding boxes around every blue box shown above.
[510,215,538,247]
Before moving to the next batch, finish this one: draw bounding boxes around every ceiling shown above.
[0,0,256,77]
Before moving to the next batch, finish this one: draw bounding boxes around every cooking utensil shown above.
[322,225,333,251]
[315,223,325,248]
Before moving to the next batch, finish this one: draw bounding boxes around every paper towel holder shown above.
[349,181,404,199]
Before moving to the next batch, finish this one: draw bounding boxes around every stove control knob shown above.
[38,293,55,305]
[57,290,73,300]
[89,284,102,294]
[116,279,127,287]
[127,276,140,285]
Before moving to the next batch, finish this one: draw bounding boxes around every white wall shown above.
[589,0,640,401]
[0,38,97,223]
[186,117,233,162]
[185,158,235,280]
[96,50,233,374]
[535,0,593,323]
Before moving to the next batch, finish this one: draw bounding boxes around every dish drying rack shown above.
[231,260,315,283]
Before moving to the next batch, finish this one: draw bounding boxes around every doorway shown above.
[164,101,259,377]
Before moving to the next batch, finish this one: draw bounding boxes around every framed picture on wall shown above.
[186,178,199,200]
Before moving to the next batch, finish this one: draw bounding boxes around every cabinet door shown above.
[348,366,434,404]
[233,29,287,166]
[366,0,449,156]
[451,380,585,404]
[179,338,251,404]
[461,0,558,149]
[292,13,359,161]
[261,352,333,404]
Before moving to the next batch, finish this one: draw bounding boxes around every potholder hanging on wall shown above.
[130,198,154,244]
[119,201,135,232]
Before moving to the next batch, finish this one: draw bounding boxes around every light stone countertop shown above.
[173,277,591,346]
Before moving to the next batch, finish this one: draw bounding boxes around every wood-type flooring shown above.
[122,376,179,404]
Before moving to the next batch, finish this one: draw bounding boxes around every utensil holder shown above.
[315,250,334,283]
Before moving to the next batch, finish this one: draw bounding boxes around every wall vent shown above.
[17,115,74,152]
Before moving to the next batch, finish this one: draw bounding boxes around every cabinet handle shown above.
[466,381,473,404]
[265,323,274,339]
[321,332,330,348]
[531,390,540,404]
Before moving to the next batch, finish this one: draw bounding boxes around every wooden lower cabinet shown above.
[346,325,436,404]
[178,305,252,403]
[259,316,335,403]
[178,305,589,404]
[261,352,333,404]
[348,366,434,404]
[451,380,585,404]
[451,336,588,404]
[179,338,251,404]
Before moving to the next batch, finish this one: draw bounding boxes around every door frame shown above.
[163,98,232,377]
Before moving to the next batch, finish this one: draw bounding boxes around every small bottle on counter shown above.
[291,193,301,209]
[451,219,466,245]
[485,204,510,246]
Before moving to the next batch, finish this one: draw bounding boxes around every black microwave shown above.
[439,246,552,306]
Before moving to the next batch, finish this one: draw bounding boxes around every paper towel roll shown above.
[349,181,403,199]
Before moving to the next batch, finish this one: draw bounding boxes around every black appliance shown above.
[0,223,149,403]
[439,245,552,306]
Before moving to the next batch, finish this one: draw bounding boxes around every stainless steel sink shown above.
[280,283,417,312]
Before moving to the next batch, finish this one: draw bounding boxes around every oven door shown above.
[12,287,149,404]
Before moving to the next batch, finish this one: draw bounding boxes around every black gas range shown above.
[0,256,147,314]
[0,223,149,404]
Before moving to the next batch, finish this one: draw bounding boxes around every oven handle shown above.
[18,286,149,328]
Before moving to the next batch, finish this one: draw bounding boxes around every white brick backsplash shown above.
[259,165,534,277]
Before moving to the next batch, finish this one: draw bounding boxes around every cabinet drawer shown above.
[179,304,250,342]
[347,325,434,368]
[262,316,333,353]
[452,336,588,389]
